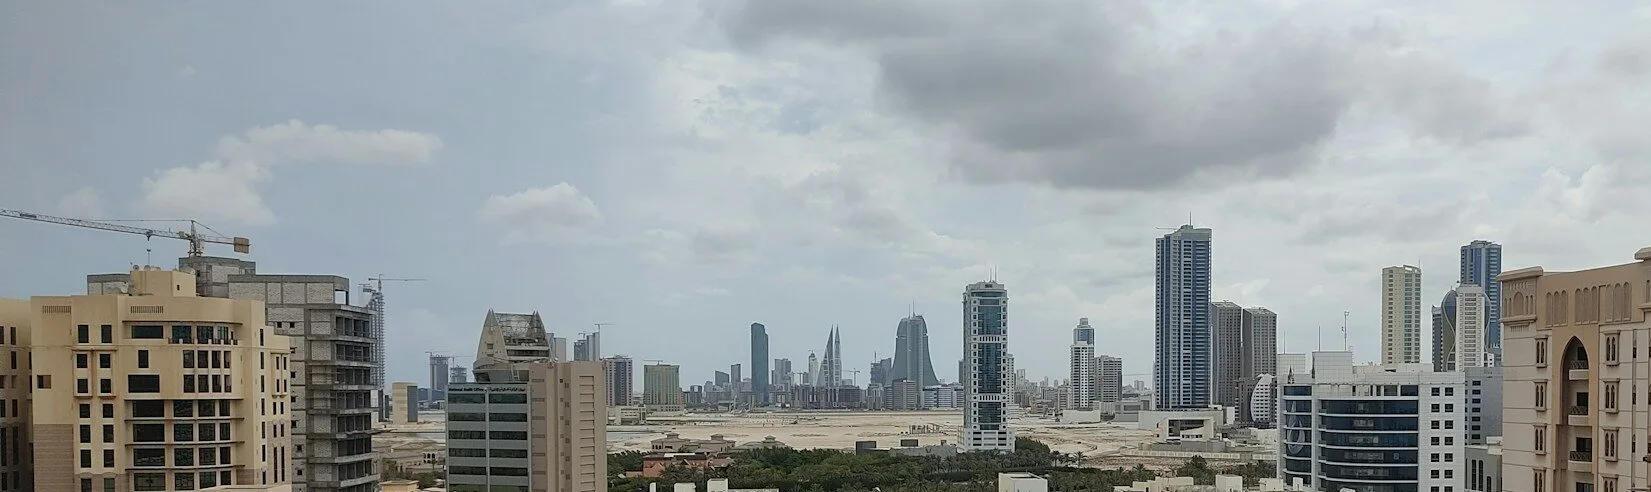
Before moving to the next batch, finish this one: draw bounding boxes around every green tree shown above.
[1174,455,1216,485]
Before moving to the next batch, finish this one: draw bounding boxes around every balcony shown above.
[1569,450,1594,473]
[1568,360,1590,380]
[1568,406,1593,427]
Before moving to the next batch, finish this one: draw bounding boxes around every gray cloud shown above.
[716,1,1522,191]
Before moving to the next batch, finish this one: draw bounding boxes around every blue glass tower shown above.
[751,323,769,405]
[1459,240,1503,362]
[1155,224,1213,410]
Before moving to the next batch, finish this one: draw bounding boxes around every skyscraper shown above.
[773,358,793,388]
[602,357,633,407]
[429,354,452,404]
[1381,265,1424,364]
[1242,307,1278,379]
[961,280,1013,452]
[806,353,820,386]
[870,357,892,387]
[821,326,843,387]
[642,363,682,407]
[1431,289,1459,372]
[1097,355,1123,403]
[572,332,600,362]
[751,323,769,405]
[1210,301,1245,408]
[1459,240,1502,362]
[892,314,941,386]
[1155,224,1213,410]
[1454,284,1490,368]
[1068,318,1098,410]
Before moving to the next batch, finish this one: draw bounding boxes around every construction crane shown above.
[847,369,861,386]
[1,208,250,257]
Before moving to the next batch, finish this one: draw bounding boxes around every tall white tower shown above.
[1381,265,1424,364]
[1454,284,1491,368]
[962,280,1013,452]
[1069,318,1097,411]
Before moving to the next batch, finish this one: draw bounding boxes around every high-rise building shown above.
[1097,355,1123,403]
[713,371,729,388]
[1211,301,1246,408]
[216,263,380,492]
[448,361,606,492]
[1155,224,1213,410]
[821,326,843,387]
[1247,374,1275,427]
[1432,289,1460,372]
[449,365,470,384]
[893,315,941,386]
[642,363,682,408]
[429,354,452,404]
[1463,366,1502,444]
[1381,265,1424,364]
[869,358,892,388]
[806,353,820,386]
[603,357,634,407]
[1068,318,1097,411]
[1455,284,1491,368]
[962,280,1012,452]
[393,382,419,423]
[890,379,922,410]
[729,363,742,393]
[1242,307,1278,378]
[572,332,600,362]
[750,323,769,405]
[773,358,793,388]
[1277,351,1465,492]
[13,266,294,491]
[1459,240,1502,362]
[476,311,552,365]
[550,336,569,362]
[1498,246,1648,492]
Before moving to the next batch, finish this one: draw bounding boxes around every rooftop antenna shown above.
[1317,325,1322,351]
[1342,311,1350,351]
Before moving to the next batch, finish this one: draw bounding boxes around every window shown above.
[103,404,113,418]
[77,378,89,394]
[81,479,91,492]
[137,350,149,369]
[1444,404,1454,412]
[1607,334,1621,363]
[183,375,195,393]
[128,375,160,393]
[133,473,165,491]
[103,449,114,467]
[1534,426,1547,453]
[37,375,50,389]
[131,325,164,339]
[1444,387,1454,396]
[133,424,166,442]
[132,448,165,467]
[77,325,89,344]
[80,424,91,443]
[1431,387,1441,396]
[1605,430,1619,459]
[174,448,193,466]
[103,424,114,443]
[132,400,164,418]
[79,404,91,419]
[76,354,88,369]
[1536,338,1549,366]
[174,423,193,442]
[1535,382,1548,409]
[100,325,112,344]
[99,378,111,394]
[79,449,91,468]
[1534,469,1546,492]
[183,351,194,368]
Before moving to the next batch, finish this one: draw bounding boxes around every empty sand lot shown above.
[608,410,1157,457]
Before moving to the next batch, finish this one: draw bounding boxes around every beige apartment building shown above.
[0,299,33,491]
[4,266,294,491]
[1500,247,1651,492]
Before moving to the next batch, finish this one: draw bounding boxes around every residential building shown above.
[603,357,634,408]
[806,353,819,387]
[0,299,31,490]
[1433,289,1460,372]
[1248,374,1275,427]
[1242,307,1278,381]
[1212,302,1246,409]
[1156,224,1213,410]
[20,266,293,492]
[1068,318,1098,411]
[1382,265,1424,365]
[392,382,418,423]
[1498,246,1650,492]
[773,358,792,389]
[572,332,600,362]
[550,336,568,362]
[821,326,843,387]
[1098,355,1123,404]
[1465,439,1501,492]
[1277,351,1464,492]
[869,358,892,388]
[446,362,607,492]
[428,354,451,404]
[922,384,965,409]
[220,266,379,492]
[750,323,768,405]
[643,363,682,408]
[890,379,921,410]
[1456,284,1492,368]
[1460,240,1503,363]
[962,280,1013,452]
[1464,366,1502,444]
[893,314,940,386]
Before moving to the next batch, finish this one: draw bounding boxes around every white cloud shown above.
[214,119,444,166]
[478,183,604,245]
[56,187,105,217]
[175,65,196,78]
[139,161,275,226]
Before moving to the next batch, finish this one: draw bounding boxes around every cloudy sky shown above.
[3,1,1649,391]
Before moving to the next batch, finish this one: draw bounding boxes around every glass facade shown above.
[1155,225,1212,410]
[1459,241,1502,362]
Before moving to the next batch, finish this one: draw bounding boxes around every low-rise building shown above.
[1465,438,1501,492]
[640,453,732,478]
[998,472,1048,492]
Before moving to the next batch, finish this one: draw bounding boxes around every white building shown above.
[1278,351,1465,492]
[1248,374,1275,427]
[1382,265,1425,365]
[1069,318,1098,410]
[962,280,1014,452]
[923,384,964,409]
[1454,284,1492,368]
[997,472,1048,492]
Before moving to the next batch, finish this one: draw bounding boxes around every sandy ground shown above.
[606,411,1158,456]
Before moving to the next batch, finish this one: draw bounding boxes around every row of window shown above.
[75,351,148,370]
[447,392,529,404]
[130,470,235,492]
[449,447,530,458]
[72,375,161,394]
[449,466,528,477]
[133,422,233,443]
[447,412,529,422]
[447,430,528,441]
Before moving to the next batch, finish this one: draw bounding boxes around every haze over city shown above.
[3,1,1649,390]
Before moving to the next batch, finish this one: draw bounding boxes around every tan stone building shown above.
[1499,246,1651,492]
[9,266,293,491]
[0,299,33,491]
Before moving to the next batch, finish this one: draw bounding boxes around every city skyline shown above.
[4,2,1649,397]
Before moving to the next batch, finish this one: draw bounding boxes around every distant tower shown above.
[822,327,843,387]
[1455,284,1491,368]
[1459,240,1503,362]
[1381,265,1424,364]
[751,323,769,405]
[1069,318,1097,411]
[1432,289,1460,372]
[1156,224,1213,410]
[807,352,820,386]
[602,356,634,407]
[893,315,941,386]
[428,354,453,404]
[1097,355,1122,403]
[961,280,1013,452]
[449,365,470,384]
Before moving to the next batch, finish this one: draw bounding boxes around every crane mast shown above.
[1,208,250,257]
